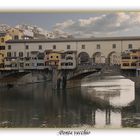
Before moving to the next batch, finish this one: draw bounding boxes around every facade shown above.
[7,28,33,40]
[5,51,44,71]
[121,49,140,70]
[3,36,140,71]
[0,32,12,69]
[58,51,77,70]
[44,50,61,69]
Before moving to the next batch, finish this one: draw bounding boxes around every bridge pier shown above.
[52,68,67,90]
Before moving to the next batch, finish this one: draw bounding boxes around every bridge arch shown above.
[92,52,105,64]
[78,52,90,65]
[107,51,120,65]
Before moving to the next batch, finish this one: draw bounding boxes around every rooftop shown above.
[6,36,140,43]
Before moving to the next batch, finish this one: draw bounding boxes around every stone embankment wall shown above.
[0,71,51,87]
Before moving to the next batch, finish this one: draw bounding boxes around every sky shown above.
[1,12,140,37]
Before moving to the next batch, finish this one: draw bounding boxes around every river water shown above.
[0,75,138,128]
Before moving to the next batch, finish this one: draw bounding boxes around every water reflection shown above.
[0,75,136,128]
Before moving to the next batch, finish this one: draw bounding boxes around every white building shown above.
[4,36,140,70]
[58,51,77,70]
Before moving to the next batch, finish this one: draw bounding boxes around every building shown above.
[5,51,45,71]
[7,28,33,40]
[0,32,12,70]
[44,50,61,69]
[121,49,140,69]
[58,51,77,70]
[4,36,140,71]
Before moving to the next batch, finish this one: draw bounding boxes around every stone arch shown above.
[92,52,105,64]
[107,51,119,65]
[78,52,90,65]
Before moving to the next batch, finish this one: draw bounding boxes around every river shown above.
[0,74,138,128]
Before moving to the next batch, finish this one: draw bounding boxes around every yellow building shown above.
[0,33,12,69]
[44,50,61,67]
[121,49,140,69]
[7,28,24,40]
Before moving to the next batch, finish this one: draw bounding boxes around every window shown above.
[66,56,73,60]
[82,44,85,49]
[25,63,30,66]
[51,56,53,58]
[20,63,24,67]
[131,63,136,66]
[27,52,30,57]
[14,52,16,57]
[128,44,133,49]
[61,63,65,66]
[37,63,44,66]
[123,63,129,66]
[19,52,23,57]
[14,35,19,40]
[112,44,116,49]
[97,44,100,49]
[39,45,42,50]
[132,56,138,59]
[8,45,11,50]
[53,45,56,49]
[0,46,5,50]
[67,45,70,49]
[7,52,11,57]
[61,54,65,59]
[1,38,4,43]
[56,56,59,58]
[25,45,29,49]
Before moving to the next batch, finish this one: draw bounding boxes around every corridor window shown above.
[97,44,100,49]
[112,44,116,49]
[25,45,29,50]
[82,45,85,49]
[67,45,71,49]
[53,45,56,49]
[39,45,42,50]
[128,44,133,49]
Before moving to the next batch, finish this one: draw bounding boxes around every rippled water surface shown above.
[0,75,138,128]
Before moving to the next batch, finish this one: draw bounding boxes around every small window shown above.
[8,45,11,50]
[39,45,42,50]
[67,45,70,49]
[82,44,85,49]
[128,44,133,49]
[51,56,53,58]
[97,44,100,49]
[14,35,19,40]
[56,56,59,58]
[7,52,11,57]
[112,44,116,49]
[25,45,29,49]
[131,63,136,66]
[0,46,5,50]
[20,63,24,67]
[123,63,129,66]
[1,38,4,43]
[53,45,56,49]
